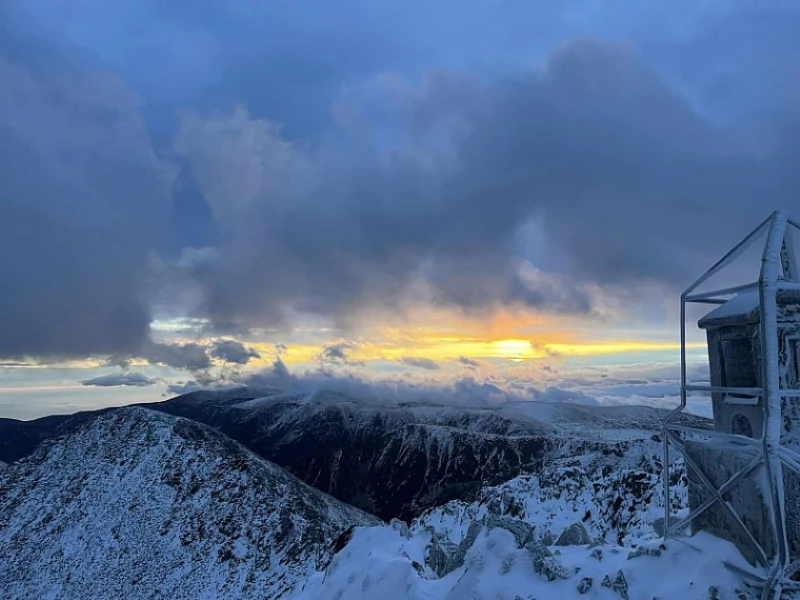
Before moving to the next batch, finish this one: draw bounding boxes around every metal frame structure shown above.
[663,211,800,600]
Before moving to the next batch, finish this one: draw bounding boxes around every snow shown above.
[294,524,751,600]
[699,291,760,325]
[0,407,377,600]
[293,428,758,600]
[0,397,763,599]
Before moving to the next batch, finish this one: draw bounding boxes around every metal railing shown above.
[663,211,800,600]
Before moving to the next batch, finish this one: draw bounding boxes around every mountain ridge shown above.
[0,406,378,600]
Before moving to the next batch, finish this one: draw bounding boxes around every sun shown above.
[490,339,534,361]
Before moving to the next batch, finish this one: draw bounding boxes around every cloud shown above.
[166,380,203,395]
[81,372,160,387]
[4,2,800,363]
[316,341,364,368]
[208,340,260,364]
[140,341,212,371]
[0,30,172,360]
[457,356,485,369]
[170,34,800,335]
[398,356,440,371]
[527,385,599,406]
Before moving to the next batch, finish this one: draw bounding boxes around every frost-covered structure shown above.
[664,211,800,599]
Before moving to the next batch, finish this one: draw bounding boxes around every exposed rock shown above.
[527,541,572,582]
[578,577,593,594]
[390,518,411,538]
[555,522,591,546]
[485,515,534,548]
[460,522,484,556]
[602,570,630,600]
[424,535,461,578]
[627,545,662,560]
[591,548,603,561]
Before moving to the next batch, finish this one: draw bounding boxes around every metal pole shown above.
[760,213,790,592]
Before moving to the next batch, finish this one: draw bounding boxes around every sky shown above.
[2,0,799,419]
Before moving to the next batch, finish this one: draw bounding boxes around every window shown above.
[720,338,758,401]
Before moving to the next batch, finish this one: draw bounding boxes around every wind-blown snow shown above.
[0,407,377,600]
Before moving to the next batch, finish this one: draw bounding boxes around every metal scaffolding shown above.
[663,211,800,600]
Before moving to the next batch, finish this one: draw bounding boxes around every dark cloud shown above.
[173,36,800,334]
[4,2,800,362]
[140,342,211,371]
[0,21,171,360]
[317,341,364,368]
[398,357,440,371]
[208,340,260,364]
[81,372,160,387]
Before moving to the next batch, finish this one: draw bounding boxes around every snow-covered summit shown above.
[0,407,378,600]
[296,440,755,600]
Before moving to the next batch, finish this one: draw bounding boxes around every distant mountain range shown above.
[0,387,707,522]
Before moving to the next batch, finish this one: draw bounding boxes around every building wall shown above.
[688,318,800,565]
[706,325,763,438]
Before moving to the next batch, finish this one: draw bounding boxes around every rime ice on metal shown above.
[663,211,800,599]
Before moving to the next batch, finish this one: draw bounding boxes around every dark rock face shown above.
[150,391,557,521]
[0,415,70,464]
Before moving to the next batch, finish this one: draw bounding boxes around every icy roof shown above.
[698,291,760,328]
[698,289,800,329]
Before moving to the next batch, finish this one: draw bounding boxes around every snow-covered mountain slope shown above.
[150,387,707,521]
[413,435,684,548]
[295,441,755,600]
[0,407,378,600]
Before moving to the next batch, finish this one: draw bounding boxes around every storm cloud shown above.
[0,18,171,360]
[208,340,261,364]
[3,1,800,360]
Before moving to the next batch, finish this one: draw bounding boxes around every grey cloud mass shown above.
[139,342,212,372]
[0,20,171,360]
[399,357,440,371]
[81,372,160,387]
[3,2,800,360]
[208,340,261,364]
[317,342,364,368]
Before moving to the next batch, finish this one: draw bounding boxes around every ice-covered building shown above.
[664,211,800,598]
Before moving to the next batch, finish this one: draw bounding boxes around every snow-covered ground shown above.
[295,525,751,600]
[294,431,759,600]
